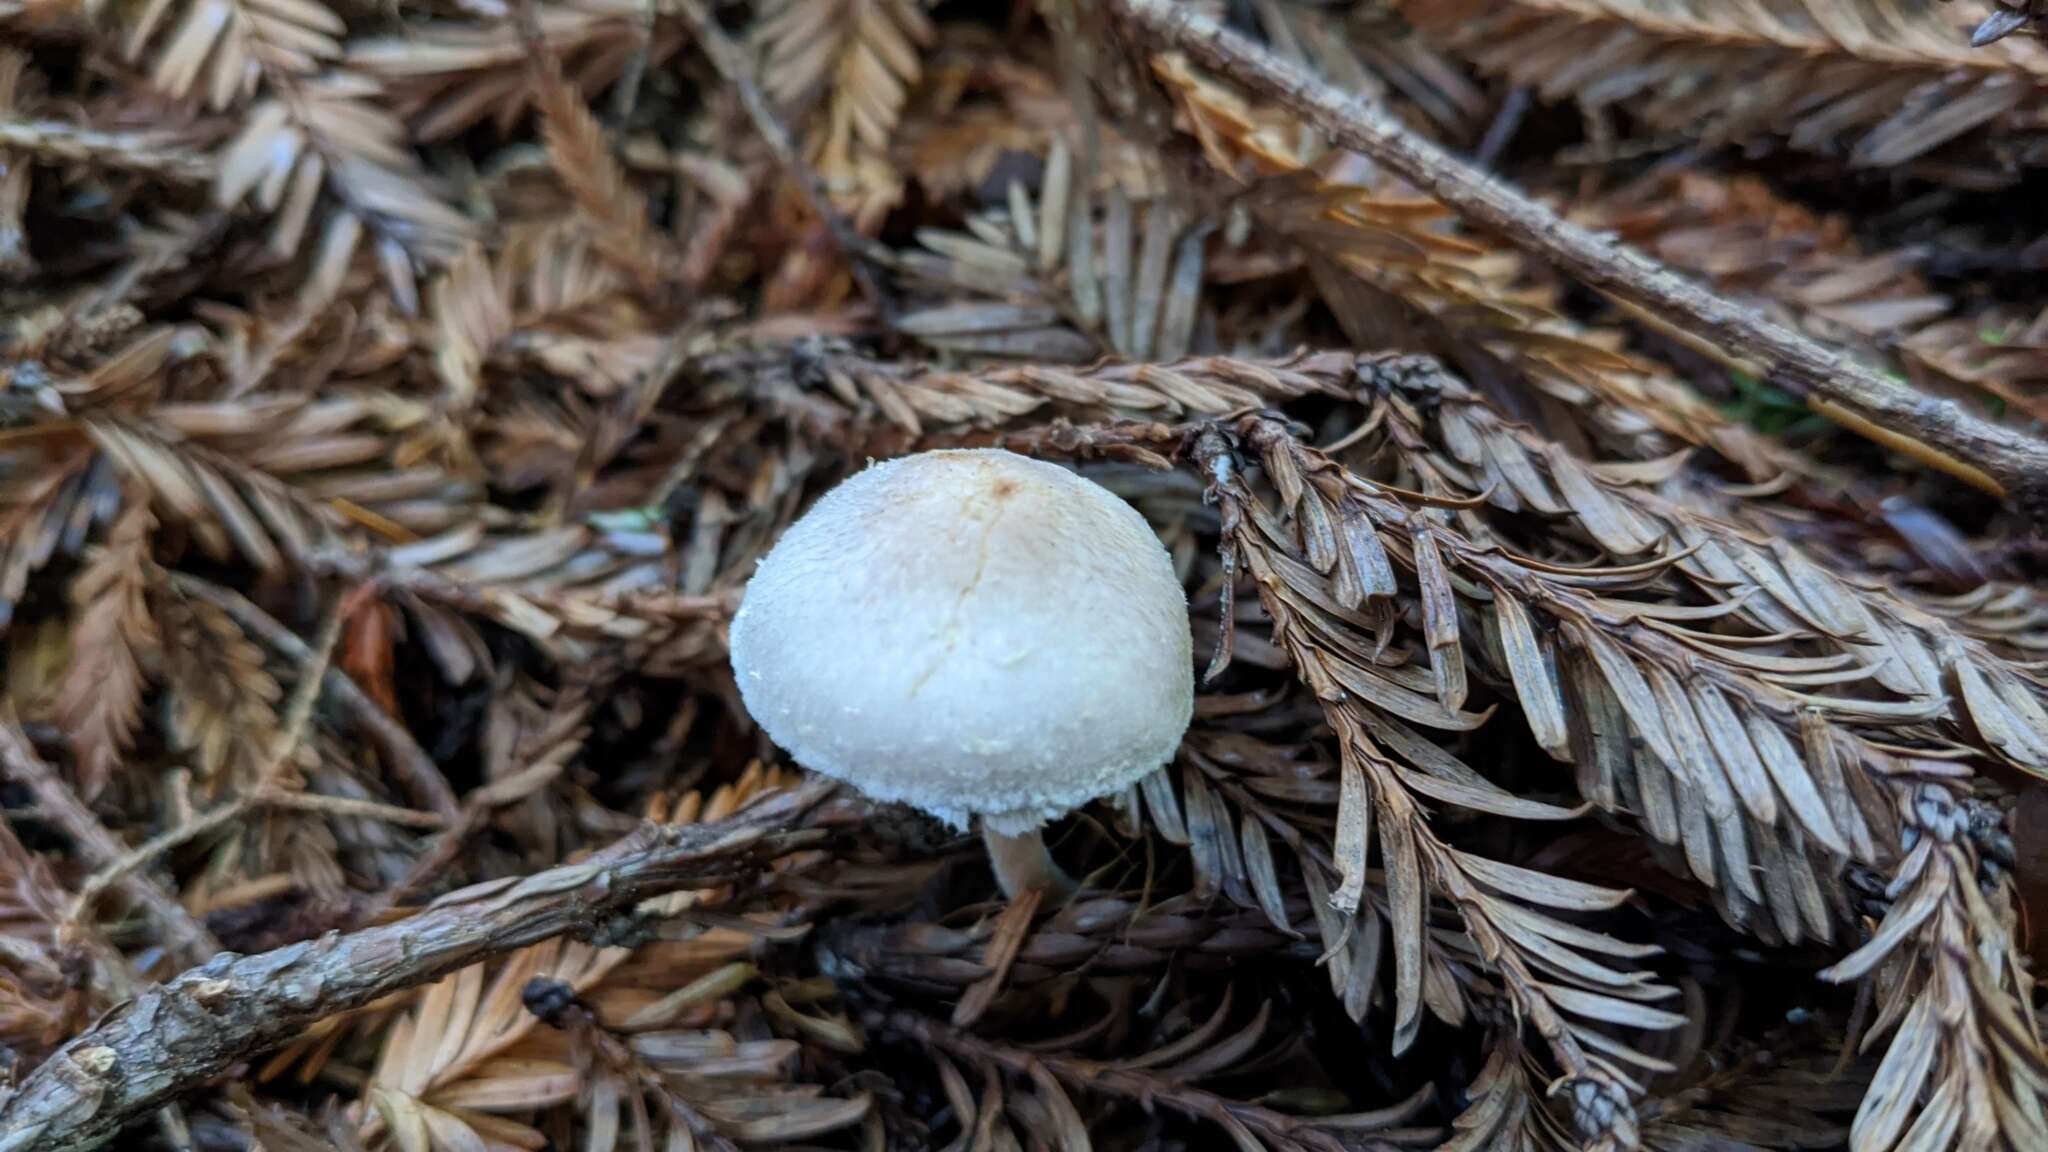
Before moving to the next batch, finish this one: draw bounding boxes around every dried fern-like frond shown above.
[895,140,1215,364]
[427,223,663,494]
[755,0,933,213]
[431,232,612,418]
[1193,423,1679,1151]
[213,77,474,272]
[10,311,484,568]
[1817,789,2045,1152]
[1398,0,2048,178]
[52,0,452,305]
[719,342,1349,446]
[1180,360,2046,1152]
[1579,169,2045,424]
[0,443,103,634]
[0,820,89,1062]
[1390,365,2048,782]
[359,935,644,1151]
[872,999,1440,1152]
[178,395,478,538]
[349,0,684,140]
[1152,57,1802,483]
[0,48,32,279]
[50,497,157,799]
[523,43,680,296]
[307,520,732,668]
[86,410,377,575]
[157,581,284,796]
[351,766,860,1152]
[105,0,342,110]
[1223,355,2045,901]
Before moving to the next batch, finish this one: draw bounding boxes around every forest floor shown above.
[2,2,2048,1151]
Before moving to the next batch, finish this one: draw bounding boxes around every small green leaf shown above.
[585,506,664,532]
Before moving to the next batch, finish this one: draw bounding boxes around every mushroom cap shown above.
[729,448,1194,834]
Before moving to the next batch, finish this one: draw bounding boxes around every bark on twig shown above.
[166,573,460,820]
[1100,0,2048,520]
[0,721,222,966]
[0,778,837,1152]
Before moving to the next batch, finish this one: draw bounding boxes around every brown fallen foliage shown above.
[1,2,2045,1151]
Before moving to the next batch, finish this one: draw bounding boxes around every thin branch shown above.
[0,721,222,966]
[368,800,487,914]
[1099,0,2048,520]
[63,598,350,923]
[166,573,461,820]
[64,799,247,928]
[265,791,445,828]
[0,778,839,1152]
[672,0,896,320]
[60,788,439,926]
[364,694,590,918]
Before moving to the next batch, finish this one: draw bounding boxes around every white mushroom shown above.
[729,448,1194,899]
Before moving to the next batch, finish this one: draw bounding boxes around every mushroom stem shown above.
[981,825,1076,901]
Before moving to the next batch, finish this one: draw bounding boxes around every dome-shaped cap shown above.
[729,449,1194,834]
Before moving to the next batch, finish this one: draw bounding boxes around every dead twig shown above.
[1100,0,2048,520]
[58,786,440,933]
[63,800,245,930]
[166,573,461,820]
[0,777,838,1152]
[672,0,896,321]
[364,694,589,918]
[265,791,444,828]
[67,599,344,928]
[368,801,488,915]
